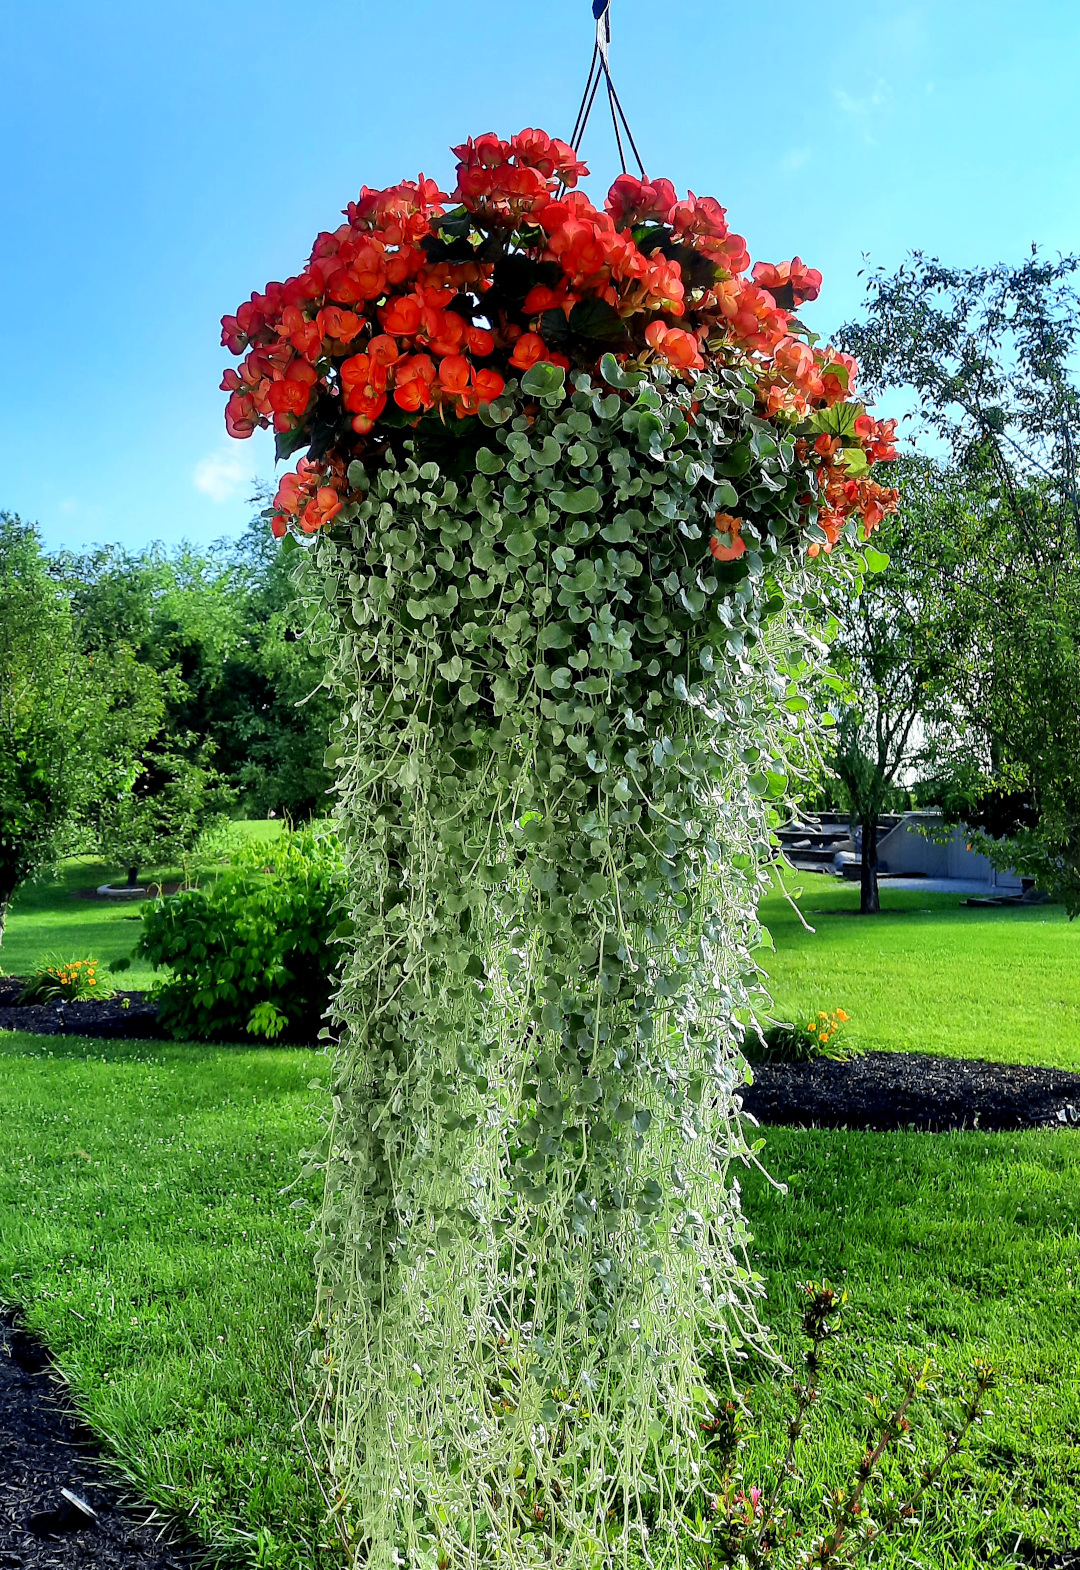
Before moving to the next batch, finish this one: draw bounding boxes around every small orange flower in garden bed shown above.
[745,1007,856,1064]
[19,959,113,1005]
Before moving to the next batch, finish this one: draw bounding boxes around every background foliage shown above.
[839,254,1080,912]
[55,518,335,823]
[0,515,162,942]
[137,825,345,1041]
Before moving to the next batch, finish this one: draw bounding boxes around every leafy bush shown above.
[19,958,114,1003]
[746,1008,854,1064]
[137,826,345,1041]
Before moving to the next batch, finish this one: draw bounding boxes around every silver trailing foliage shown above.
[301,359,848,1570]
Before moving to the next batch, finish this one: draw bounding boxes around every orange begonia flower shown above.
[522,284,561,315]
[606,174,677,229]
[380,296,422,336]
[367,334,400,367]
[473,368,505,403]
[393,353,436,411]
[509,332,548,371]
[280,305,322,359]
[317,306,364,345]
[438,355,472,393]
[752,257,823,309]
[267,376,313,417]
[465,326,495,357]
[645,321,704,372]
[710,514,747,563]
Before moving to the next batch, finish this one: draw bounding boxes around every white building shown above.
[871,812,1022,888]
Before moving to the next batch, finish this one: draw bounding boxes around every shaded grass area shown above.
[0,825,285,991]
[740,1126,1080,1564]
[0,1029,331,1570]
[757,870,1080,1070]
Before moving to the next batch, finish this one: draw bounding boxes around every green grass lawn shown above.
[0,1029,331,1570]
[757,869,1080,1070]
[740,1126,1080,1565]
[0,1026,1077,1567]
[1,850,1077,1564]
[0,824,286,990]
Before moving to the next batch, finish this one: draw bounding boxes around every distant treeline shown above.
[51,519,332,822]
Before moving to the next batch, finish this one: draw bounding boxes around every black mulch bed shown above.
[741,1050,1080,1133]
[0,981,162,1042]
[0,1313,198,1569]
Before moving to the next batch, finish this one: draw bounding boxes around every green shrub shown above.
[745,1008,856,1065]
[137,826,345,1042]
[19,957,114,1003]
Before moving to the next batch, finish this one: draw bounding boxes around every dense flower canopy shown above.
[220,128,897,552]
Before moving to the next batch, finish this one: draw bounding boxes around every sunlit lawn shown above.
[0,1025,1077,1566]
[757,868,1080,1071]
[740,1124,1080,1566]
[1,852,1077,1566]
[0,1029,331,1570]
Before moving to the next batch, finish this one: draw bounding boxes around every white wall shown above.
[876,814,1022,887]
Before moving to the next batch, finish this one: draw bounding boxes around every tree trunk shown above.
[0,900,7,954]
[859,812,881,914]
[126,866,140,889]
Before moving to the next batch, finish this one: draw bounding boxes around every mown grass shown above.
[0,1026,1077,1566]
[757,869,1080,1070]
[739,1125,1080,1565]
[0,1029,331,1570]
[2,850,1077,1564]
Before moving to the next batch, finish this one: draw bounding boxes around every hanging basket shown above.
[220,127,897,1570]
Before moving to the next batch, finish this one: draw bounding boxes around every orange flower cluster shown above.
[802,416,900,554]
[25,959,103,1002]
[219,127,897,545]
[273,458,346,536]
[804,1008,848,1046]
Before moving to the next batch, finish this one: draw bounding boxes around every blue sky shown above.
[5,0,1078,553]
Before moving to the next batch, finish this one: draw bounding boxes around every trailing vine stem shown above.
[301,362,864,1570]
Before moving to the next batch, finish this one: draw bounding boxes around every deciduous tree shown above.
[0,516,159,944]
[841,254,1080,912]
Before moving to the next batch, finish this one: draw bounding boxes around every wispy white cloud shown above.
[193,451,247,504]
[833,81,894,145]
[781,147,811,174]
